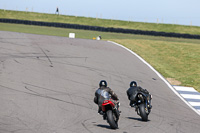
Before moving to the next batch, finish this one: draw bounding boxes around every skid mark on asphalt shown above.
[50,59,130,79]
[81,118,94,133]
[24,82,95,109]
[23,82,72,95]
[0,84,94,110]
[37,45,53,67]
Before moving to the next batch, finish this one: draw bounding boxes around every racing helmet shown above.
[130,81,137,87]
[99,80,107,87]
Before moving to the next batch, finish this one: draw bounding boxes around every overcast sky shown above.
[0,0,199,26]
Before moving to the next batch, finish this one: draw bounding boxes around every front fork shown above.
[114,107,120,120]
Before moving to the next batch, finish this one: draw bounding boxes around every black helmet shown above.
[130,81,137,87]
[99,80,107,87]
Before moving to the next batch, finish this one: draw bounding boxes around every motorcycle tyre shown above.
[139,103,148,121]
[106,110,118,129]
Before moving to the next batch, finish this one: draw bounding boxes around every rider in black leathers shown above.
[127,81,151,107]
[94,80,119,115]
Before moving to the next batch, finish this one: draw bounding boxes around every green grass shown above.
[113,39,200,91]
[0,22,199,92]
[1,9,200,35]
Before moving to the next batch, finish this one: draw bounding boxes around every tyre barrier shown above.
[1,18,200,39]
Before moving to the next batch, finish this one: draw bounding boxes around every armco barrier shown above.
[0,18,200,39]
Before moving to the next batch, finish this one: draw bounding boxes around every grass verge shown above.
[0,22,199,92]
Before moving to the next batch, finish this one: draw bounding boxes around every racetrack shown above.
[0,31,200,133]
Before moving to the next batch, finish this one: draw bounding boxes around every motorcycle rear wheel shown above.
[106,110,118,129]
[139,103,148,121]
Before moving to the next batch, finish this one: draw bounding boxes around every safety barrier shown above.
[0,18,200,39]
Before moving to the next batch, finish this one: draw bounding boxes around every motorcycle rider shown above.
[94,80,120,115]
[127,81,152,108]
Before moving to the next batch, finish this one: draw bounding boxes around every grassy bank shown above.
[113,39,200,91]
[0,23,199,92]
[1,9,200,35]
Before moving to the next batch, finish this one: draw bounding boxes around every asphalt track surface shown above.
[0,31,200,133]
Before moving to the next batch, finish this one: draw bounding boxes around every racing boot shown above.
[98,108,104,115]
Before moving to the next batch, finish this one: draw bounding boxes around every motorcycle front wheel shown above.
[139,103,148,121]
[106,110,118,129]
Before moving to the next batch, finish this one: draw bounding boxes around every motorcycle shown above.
[101,99,120,129]
[134,91,152,121]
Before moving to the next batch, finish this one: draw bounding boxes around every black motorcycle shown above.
[134,91,152,121]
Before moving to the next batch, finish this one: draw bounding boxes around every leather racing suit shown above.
[94,86,119,113]
[127,86,150,106]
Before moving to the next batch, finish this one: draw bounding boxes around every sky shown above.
[0,0,200,26]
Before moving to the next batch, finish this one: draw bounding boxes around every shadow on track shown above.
[126,117,150,122]
[96,124,112,129]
